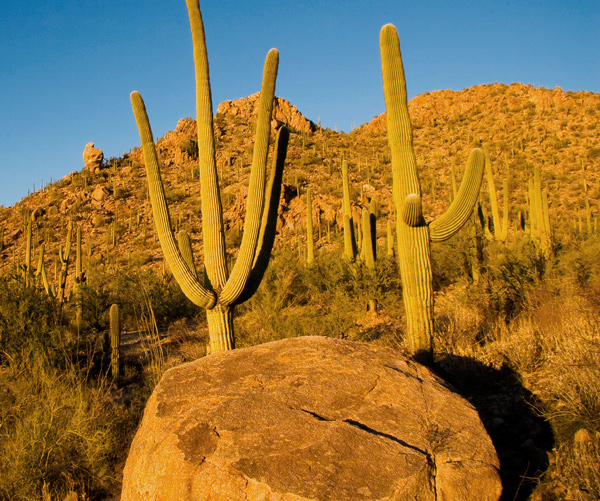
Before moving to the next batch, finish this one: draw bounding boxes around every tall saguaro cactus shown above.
[131,0,288,354]
[380,24,485,359]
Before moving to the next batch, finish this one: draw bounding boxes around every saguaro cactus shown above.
[110,304,121,384]
[74,227,85,327]
[57,221,73,304]
[483,147,508,242]
[380,24,485,358]
[131,0,288,353]
[24,219,32,287]
[341,160,358,261]
[306,188,315,265]
[528,166,552,257]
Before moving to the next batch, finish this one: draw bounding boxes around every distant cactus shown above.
[361,208,376,269]
[528,166,552,256]
[483,147,508,242]
[57,221,73,304]
[109,304,121,384]
[131,0,288,353]
[24,219,32,287]
[306,188,315,264]
[341,160,358,261]
[380,24,485,359]
[386,220,394,258]
[37,243,54,298]
[74,227,85,327]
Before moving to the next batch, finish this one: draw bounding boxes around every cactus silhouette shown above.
[380,24,485,359]
[131,0,288,353]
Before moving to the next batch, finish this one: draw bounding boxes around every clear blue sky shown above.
[1,0,598,208]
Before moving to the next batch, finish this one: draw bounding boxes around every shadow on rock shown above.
[432,353,554,501]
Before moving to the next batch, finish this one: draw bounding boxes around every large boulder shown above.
[83,142,104,173]
[122,336,501,500]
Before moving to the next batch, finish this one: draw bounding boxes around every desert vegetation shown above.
[0,16,599,501]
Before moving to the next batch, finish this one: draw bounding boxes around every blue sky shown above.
[1,0,598,208]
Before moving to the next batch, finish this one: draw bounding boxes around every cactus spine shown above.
[109,304,120,384]
[131,0,288,353]
[380,24,485,358]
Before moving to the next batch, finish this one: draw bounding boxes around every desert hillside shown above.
[1,83,598,281]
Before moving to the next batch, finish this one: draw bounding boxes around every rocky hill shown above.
[1,84,599,286]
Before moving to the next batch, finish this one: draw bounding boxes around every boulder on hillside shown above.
[83,142,104,173]
[122,336,502,501]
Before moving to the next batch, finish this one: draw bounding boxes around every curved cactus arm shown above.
[234,126,288,305]
[37,244,55,298]
[177,230,198,279]
[220,49,279,306]
[429,148,485,242]
[186,0,228,291]
[131,91,216,310]
[380,23,420,203]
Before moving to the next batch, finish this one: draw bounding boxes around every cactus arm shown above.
[234,126,289,305]
[220,49,279,305]
[380,23,420,204]
[429,148,485,242]
[131,91,216,310]
[39,246,54,298]
[186,0,228,291]
[177,230,198,279]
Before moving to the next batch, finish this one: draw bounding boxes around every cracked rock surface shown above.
[122,336,501,500]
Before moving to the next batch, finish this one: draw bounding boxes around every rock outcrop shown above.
[122,336,502,500]
[83,142,104,173]
[217,94,315,132]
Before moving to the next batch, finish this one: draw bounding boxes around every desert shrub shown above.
[236,248,402,347]
[0,276,62,365]
[0,358,115,501]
